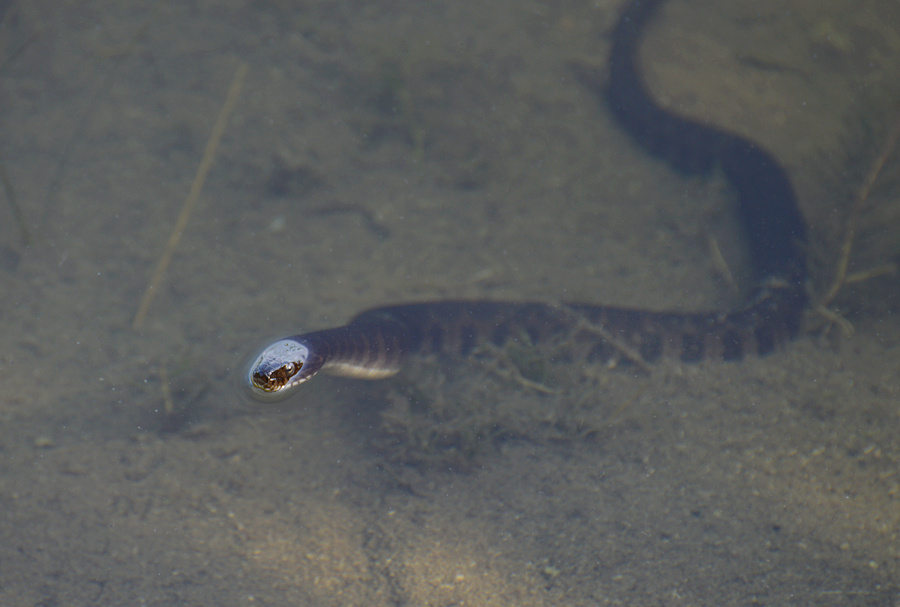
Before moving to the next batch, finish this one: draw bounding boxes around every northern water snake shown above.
[247,0,808,401]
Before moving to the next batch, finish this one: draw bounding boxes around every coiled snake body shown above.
[247,0,808,401]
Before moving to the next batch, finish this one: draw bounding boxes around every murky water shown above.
[0,0,898,604]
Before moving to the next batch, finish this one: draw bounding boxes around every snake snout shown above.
[252,361,302,392]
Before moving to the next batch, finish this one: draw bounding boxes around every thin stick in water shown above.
[133,61,248,329]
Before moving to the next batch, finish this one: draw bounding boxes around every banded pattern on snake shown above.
[247,0,808,402]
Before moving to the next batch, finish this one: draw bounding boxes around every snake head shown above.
[246,339,313,401]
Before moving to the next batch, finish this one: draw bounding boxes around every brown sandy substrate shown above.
[0,0,898,604]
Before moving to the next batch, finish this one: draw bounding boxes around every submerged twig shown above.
[133,62,248,329]
[0,157,29,245]
[821,109,900,308]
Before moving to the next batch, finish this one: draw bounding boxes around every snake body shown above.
[247,0,808,401]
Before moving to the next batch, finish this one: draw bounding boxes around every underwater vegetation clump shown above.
[372,338,644,468]
[808,92,900,324]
